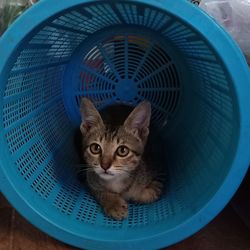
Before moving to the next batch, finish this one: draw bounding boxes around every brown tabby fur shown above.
[79,98,164,220]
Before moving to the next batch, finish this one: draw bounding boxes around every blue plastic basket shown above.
[0,1,250,249]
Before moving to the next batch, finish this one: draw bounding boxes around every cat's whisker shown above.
[77,170,89,174]
[77,166,90,169]
[77,167,97,173]
[115,169,133,177]
[75,163,98,168]
[77,168,90,172]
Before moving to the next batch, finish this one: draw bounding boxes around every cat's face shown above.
[80,98,151,180]
[82,126,144,180]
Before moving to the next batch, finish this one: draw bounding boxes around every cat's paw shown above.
[104,198,128,220]
[140,180,163,203]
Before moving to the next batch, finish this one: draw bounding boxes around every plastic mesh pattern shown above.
[71,31,181,125]
[0,1,244,248]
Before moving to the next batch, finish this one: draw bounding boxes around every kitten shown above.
[79,98,164,220]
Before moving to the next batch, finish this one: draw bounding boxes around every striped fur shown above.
[80,98,164,220]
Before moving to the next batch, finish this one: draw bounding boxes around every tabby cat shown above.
[79,98,164,220]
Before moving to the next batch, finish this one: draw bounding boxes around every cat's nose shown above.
[101,160,111,170]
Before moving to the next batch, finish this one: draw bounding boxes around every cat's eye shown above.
[116,146,129,157]
[89,143,102,155]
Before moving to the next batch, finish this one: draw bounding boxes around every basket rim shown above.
[0,0,250,249]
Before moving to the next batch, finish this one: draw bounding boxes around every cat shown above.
[79,98,165,220]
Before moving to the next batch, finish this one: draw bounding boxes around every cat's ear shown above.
[80,97,104,135]
[124,101,151,140]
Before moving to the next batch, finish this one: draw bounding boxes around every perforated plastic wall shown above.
[0,1,250,250]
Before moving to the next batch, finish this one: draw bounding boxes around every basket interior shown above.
[0,1,239,241]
